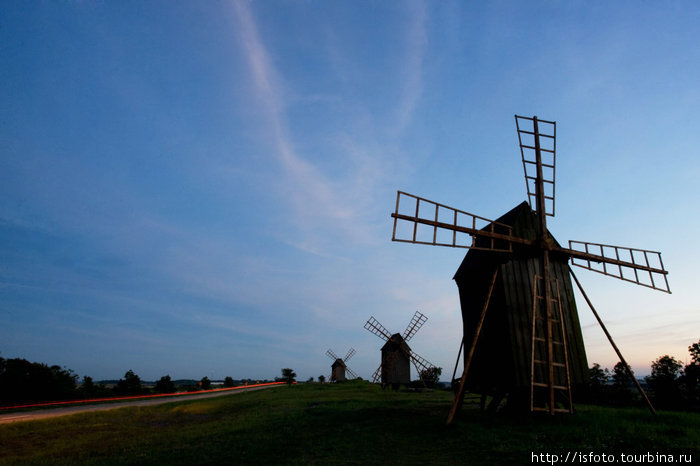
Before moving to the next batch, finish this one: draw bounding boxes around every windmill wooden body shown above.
[380,334,412,385]
[364,311,437,388]
[326,348,357,382]
[390,115,670,420]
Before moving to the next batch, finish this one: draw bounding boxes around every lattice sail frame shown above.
[392,191,515,252]
[364,316,393,341]
[409,350,436,377]
[344,348,356,362]
[515,115,556,217]
[403,311,427,342]
[569,240,670,293]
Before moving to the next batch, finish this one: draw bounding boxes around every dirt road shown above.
[0,384,279,424]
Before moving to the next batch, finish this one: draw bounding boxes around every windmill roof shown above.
[381,333,411,352]
[453,201,564,280]
[331,359,346,369]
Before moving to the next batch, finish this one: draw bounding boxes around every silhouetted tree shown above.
[589,363,608,388]
[318,375,325,383]
[48,365,78,398]
[679,340,700,409]
[200,376,211,390]
[81,376,96,397]
[420,367,442,388]
[646,355,683,408]
[0,357,78,402]
[155,375,176,394]
[223,376,235,388]
[115,370,143,396]
[585,363,609,403]
[280,368,296,385]
[689,340,700,365]
[612,361,630,389]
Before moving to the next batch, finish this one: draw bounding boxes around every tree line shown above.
[0,356,265,405]
[587,339,699,411]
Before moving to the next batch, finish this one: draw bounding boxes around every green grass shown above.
[1,381,698,465]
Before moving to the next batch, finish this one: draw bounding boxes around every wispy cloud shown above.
[231,1,353,237]
[393,0,428,136]
[230,0,430,256]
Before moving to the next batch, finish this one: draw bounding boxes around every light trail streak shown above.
[0,381,290,411]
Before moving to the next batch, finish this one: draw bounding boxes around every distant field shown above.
[0,381,698,465]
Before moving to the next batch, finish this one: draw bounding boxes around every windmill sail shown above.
[403,311,427,342]
[409,351,436,377]
[515,114,556,217]
[364,316,393,341]
[566,240,670,293]
[391,191,522,252]
[344,348,356,362]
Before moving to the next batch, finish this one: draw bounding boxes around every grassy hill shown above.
[1,381,698,465]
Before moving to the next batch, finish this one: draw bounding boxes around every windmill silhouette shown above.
[326,348,358,382]
[364,311,436,388]
[390,115,670,422]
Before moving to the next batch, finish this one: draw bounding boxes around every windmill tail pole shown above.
[569,267,656,415]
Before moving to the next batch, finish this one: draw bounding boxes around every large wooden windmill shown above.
[326,348,358,382]
[364,311,437,388]
[391,115,670,421]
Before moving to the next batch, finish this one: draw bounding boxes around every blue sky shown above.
[1,1,699,381]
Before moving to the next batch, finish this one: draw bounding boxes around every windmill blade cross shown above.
[345,367,358,380]
[325,349,339,361]
[344,348,356,362]
[364,316,393,341]
[409,350,436,376]
[391,191,521,252]
[566,241,670,293]
[371,365,382,383]
[402,311,427,342]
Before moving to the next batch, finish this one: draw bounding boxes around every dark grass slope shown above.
[1,381,698,465]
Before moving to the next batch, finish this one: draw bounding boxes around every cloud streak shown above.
[393,0,428,136]
[230,0,430,256]
[231,1,353,236]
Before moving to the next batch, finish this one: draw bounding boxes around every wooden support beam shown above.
[447,269,499,425]
[569,267,656,415]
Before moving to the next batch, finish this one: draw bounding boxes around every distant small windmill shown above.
[390,115,670,421]
[364,311,436,388]
[326,348,358,382]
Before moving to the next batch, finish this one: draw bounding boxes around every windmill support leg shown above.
[569,267,656,415]
[451,337,465,389]
[447,269,499,425]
